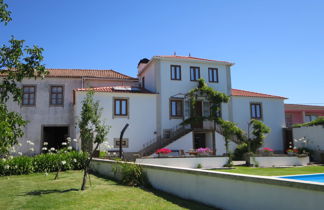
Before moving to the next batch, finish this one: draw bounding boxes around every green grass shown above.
[0,170,214,210]
[213,165,324,176]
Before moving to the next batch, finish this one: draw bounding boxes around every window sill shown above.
[170,116,183,119]
[113,115,129,119]
[49,105,64,107]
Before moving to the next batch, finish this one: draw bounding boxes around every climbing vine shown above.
[181,78,246,162]
[182,78,230,125]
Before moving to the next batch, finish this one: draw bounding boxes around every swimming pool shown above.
[280,173,324,183]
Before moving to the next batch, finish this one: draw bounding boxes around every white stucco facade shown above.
[4,55,287,155]
[232,96,286,151]
[74,91,157,153]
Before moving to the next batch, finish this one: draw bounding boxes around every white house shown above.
[3,55,287,156]
[73,55,287,157]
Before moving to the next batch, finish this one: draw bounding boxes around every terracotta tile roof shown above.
[75,86,155,94]
[232,89,287,99]
[155,55,234,65]
[45,69,137,80]
[285,104,324,111]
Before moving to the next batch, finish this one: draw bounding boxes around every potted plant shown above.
[286,148,298,156]
[155,148,172,157]
[260,147,274,156]
[196,148,212,156]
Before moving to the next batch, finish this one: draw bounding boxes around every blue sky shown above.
[1,0,323,104]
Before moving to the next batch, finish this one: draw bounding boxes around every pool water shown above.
[280,174,324,183]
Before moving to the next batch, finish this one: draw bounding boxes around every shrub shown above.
[293,117,324,128]
[113,162,146,186]
[0,151,88,176]
[233,143,248,160]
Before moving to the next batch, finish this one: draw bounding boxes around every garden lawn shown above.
[215,165,324,176]
[0,170,214,210]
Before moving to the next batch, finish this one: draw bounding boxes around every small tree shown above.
[219,119,245,166]
[0,0,47,156]
[248,119,271,153]
[79,91,108,190]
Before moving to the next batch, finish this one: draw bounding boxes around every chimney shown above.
[137,58,150,75]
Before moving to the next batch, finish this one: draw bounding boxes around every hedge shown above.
[0,151,88,176]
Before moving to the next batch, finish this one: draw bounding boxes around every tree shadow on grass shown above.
[23,188,79,196]
[91,172,219,210]
[142,187,220,210]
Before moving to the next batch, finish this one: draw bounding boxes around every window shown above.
[114,98,128,116]
[170,99,183,118]
[305,115,317,123]
[208,68,219,83]
[190,66,200,81]
[285,114,293,127]
[170,65,181,80]
[50,86,64,105]
[142,77,145,88]
[22,86,36,106]
[203,102,222,118]
[114,138,129,148]
[250,103,262,119]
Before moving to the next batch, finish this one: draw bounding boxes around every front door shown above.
[43,126,69,151]
[192,101,203,129]
[194,133,206,149]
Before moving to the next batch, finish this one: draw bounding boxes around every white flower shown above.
[73,139,77,142]
[73,158,77,163]
[18,152,22,156]
[29,148,34,152]
[62,142,67,146]
[42,147,48,151]
[27,140,34,146]
[66,137,71,142]
[1,158,6,162]
[4,165,9,170]
[113,152,116,155]
[43,142,48,146]
[67,146,72,150]
[44,172,48,176]
[61,160,66,165]
[18,143,22,146]
[50,147,56,151]
[8,156,13,160]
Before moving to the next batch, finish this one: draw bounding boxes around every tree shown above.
[79,91,109,190]
[0,0,47,156]
[248,119,271,153]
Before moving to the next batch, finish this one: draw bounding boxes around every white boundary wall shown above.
[135,157,228,169]
[91,158,324,210]
[249,156,310,167]
[293,125,324,160]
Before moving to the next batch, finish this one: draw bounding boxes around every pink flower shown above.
[156,148,172,154]
[262,147,273,152]
[196,148,212,153]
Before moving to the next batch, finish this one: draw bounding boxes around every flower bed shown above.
[136,156,229,169]
[0,151,87,176]
[248,155,310,167]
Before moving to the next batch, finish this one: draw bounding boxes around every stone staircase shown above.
[138,125,192,157]
[134,121,244,158]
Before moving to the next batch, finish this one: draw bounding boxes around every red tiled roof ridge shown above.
[285,104,324,110]
[232,88,287,99]
[45,68,137,80]
[1,68,137,80]
[155,55,234,65]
